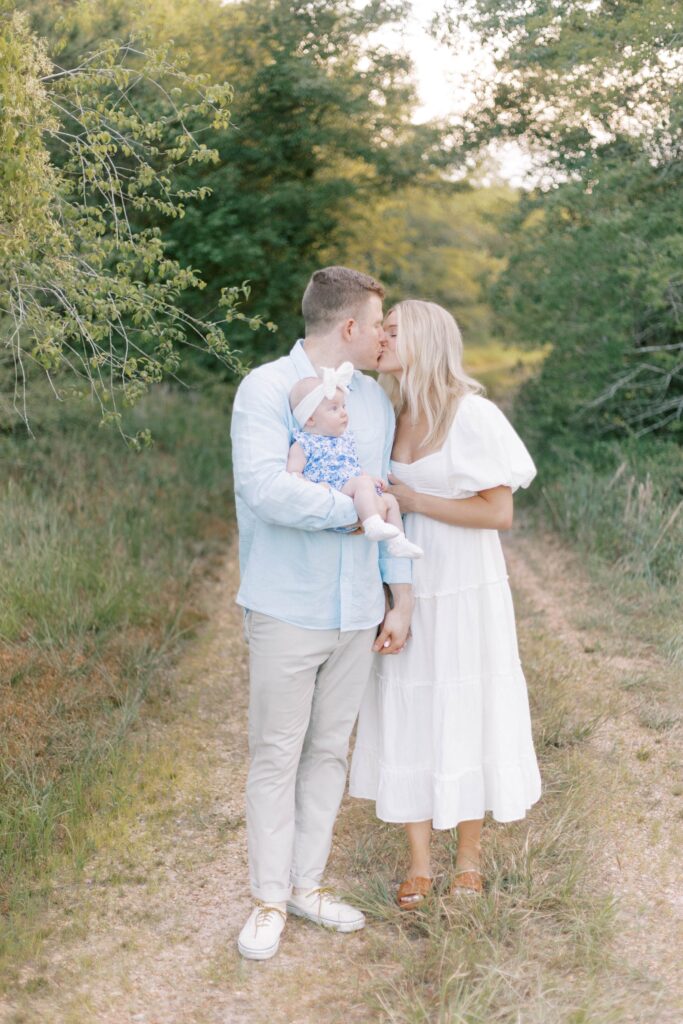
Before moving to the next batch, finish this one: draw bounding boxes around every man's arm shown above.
[231,370,357,531]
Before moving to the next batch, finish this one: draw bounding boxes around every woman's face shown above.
[378,310,403,377]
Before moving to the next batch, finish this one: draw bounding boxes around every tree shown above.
[159,0,453,357]
[0,4,273,437]
[440,0,682,173]
[492,151,683,450]
[25,0,460,366]
[439,0,683,444]
[332,181,516,347]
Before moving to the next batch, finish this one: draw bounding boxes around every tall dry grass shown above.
[0,384,233,961]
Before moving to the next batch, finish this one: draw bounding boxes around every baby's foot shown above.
[362,515,401,542]
[386,533,424,559]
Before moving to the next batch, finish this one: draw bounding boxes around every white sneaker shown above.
[286,888,365,933]
[362,515,401,542]
[237,903,287,960]
[386,533,424,559]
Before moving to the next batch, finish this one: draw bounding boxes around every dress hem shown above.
[348,790,542,830]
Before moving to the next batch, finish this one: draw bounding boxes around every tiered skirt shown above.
[349,519,542,829]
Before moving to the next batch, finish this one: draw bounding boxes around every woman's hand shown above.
[385,473,421,514]
[373,607,411,654]
[373,582,414,655]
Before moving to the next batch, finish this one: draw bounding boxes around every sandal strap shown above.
[397,876,432,904]
[450,870,483,893]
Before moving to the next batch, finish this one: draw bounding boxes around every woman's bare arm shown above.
[386,474,513,531]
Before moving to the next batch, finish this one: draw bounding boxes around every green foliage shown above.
[496,151,683,446]
[444,0,683,447]
[0,6,273,434]
[331,181,517,347]
[155,0,455,356]
[537,441,683,587]
[442,0,682,172]
[0,389,229,643]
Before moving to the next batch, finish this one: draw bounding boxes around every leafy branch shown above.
[0,8,275,441]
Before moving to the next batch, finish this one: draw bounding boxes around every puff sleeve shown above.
[446,395,536,494]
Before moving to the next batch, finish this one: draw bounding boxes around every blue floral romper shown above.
[293,429,362,492]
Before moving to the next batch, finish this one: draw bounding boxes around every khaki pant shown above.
[243,610,376,902]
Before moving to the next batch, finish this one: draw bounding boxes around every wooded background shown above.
[1,0,682,975]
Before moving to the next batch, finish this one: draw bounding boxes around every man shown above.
[231,266,413,960]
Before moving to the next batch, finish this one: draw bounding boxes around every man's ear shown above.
[341,317,355,342]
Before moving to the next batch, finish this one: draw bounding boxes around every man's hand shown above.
[373,583,414,655]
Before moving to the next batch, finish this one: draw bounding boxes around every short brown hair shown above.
[301,266,385,331]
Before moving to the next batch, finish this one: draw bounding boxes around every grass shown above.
[0,381,234,966]
[338,597,626,1024]
[534,452,683,593]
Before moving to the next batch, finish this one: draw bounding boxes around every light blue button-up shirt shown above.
[231,340,411,631]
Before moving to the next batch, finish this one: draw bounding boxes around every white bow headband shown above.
[292,361,355,426]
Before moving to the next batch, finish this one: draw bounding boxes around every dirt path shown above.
[505,531,683,1012]
[1,531,681,1023]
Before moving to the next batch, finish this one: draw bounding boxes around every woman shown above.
[349,299,541,907]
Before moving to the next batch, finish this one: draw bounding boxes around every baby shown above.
[287,364,423,559]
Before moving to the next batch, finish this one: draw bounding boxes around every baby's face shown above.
[308,390,349,437]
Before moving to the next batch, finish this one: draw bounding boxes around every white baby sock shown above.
[362,515,401,541]
[386,533,424,559]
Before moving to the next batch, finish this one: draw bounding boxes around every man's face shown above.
[346,294,386,371]
[308,389,349,437]
[377,309,402,376]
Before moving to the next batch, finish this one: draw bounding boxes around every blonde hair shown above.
[381,300,483,449]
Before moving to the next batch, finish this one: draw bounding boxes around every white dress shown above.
[349,394,542,829]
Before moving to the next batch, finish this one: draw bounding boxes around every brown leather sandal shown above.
[397,876,432,910]
[449,869,483,895]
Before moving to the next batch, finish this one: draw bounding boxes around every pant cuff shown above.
[251,884,292,903]
[290,874,323,890]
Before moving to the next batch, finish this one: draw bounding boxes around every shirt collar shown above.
[289,339,358,391]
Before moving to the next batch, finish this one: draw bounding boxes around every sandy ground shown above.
[1,529,681,1023]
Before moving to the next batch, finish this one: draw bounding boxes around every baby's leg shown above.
[382,493,405,533]
[341,474,384,521]
[341,475,400,541]
[380,492,424,560]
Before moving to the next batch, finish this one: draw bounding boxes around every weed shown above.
[638,709,680,733]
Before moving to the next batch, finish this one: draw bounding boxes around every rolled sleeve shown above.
[379,549,413,585]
